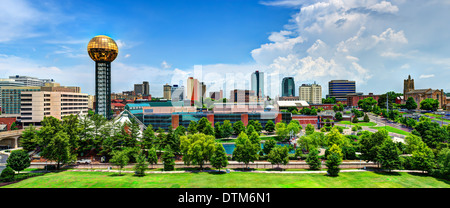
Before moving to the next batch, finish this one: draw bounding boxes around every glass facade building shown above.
[328,80,356,102]
[281,77,295,97]
[133,110,290,131]
[1,87,41,115]
[251,71,264,99]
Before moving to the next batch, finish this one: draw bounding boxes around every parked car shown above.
[76,159,92,164]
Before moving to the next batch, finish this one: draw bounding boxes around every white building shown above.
[20,91,89,126]
[299,83,322,104]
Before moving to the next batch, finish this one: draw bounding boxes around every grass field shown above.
[370,126,411,136]
[2,171,449,188]
[338,121,377,127]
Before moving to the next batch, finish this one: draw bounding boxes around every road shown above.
[367,113,413,133]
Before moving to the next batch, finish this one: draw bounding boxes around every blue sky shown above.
[1,0,450,98]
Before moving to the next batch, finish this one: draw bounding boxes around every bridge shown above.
[0,127,40,149]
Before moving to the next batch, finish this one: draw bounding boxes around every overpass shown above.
[0,127,40,149]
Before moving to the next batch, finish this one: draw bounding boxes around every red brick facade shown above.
[0,117,17,131]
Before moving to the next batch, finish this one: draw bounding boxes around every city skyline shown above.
[0,0,450,97]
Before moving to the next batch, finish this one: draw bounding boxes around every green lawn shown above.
[338,121,377,127]
[2,171,449,188]
[370,126,411,136]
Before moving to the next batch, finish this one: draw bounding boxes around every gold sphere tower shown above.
[87,35,119,119]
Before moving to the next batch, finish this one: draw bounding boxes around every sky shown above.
[1,0,450,98]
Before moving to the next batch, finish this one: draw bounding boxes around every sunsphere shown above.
[87,35,118,62]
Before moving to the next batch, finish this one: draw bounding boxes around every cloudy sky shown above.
[1,0,449,98]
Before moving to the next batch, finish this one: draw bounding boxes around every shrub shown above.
[0,166,15,182]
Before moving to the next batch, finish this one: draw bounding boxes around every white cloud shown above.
[369,1,399,13]
[124,54,131,58]
[400,64,410,69]
[419,74,435,79]
[161,60,172,69]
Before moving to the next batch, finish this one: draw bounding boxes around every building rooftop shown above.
[276,100,309,107]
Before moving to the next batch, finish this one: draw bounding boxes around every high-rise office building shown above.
[200,82,206,98]
[163,84,172,100]
[0,79,26,108]
[229,89,256,103]
[134,83,144,96]
[20,91,89,126]
[171,85,184,102]
[187,77,201,103]
[327,80,356,102]
[134,81,149,96]
[282,77,295,97]
[299,83,322,104]
[210,90,223,100]
[143,81,149,96]
[88,35,119,120]
[251,71,264,100]
[1,86,41,115]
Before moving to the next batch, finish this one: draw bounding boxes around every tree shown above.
[297,132,325,152]
[0,167,15,182]
[142,124,156,150]
[420,98,439,111]
[360,129,388,165]
[287,121,301,135]
[233,121,245,135]
[180,133,216,169]
[411,141,435,173]
[6,150,30,175]
[134,151,148,176]
[110,150,129,175]
[333,102,344,112]
[19,125,40,153]
[275,122,289,141]
[431,148,450,180]
[306,147,321,170]
[326,152,342,177]
[162,146,175,171]
[147,148,158,168]
[405,134,423,154]
[253,120,263,134]
[197,117,210,133]
[326,144,343,176]
[363,114,370,122]
[10,122,18,130]
[405,97,418,110]
[40,131,75,170]
[358,97,377,112]
[264,120,275,133]
[305,124,315,135]
[412,117,449,149]
[210,143,228,171]
[335,112,343,121]
[263,139,276,155]
[202,123,215,136]
[187,120,198,135]
[376,139,401,172]
[246,124,256,135]
[221,120,233,138]
[233,132,259,169]
[352,115,359,123]
[267,146,289,169]
[214,122,223,138]
[325,128,347,147]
